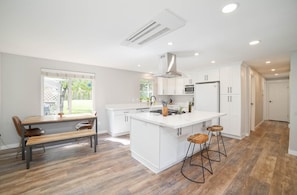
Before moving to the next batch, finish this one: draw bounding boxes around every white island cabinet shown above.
[130,111,224,173]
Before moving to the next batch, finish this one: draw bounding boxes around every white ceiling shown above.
[0,0,296,79]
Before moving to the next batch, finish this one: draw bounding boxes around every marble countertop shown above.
[130,111,226,129]
[105,103,179,111]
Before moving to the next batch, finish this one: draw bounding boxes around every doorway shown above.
[250,75,256,130]
[266,80,289,122]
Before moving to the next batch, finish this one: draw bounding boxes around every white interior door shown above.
[250,75,256,131]
[267,81,289,122]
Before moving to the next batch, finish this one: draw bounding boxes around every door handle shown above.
[269,100,272,103]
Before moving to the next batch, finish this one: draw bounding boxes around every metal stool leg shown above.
[207,131,227,162]
[181,141,213,183]
[219,132,227,157]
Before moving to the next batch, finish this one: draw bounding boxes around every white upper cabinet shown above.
[157,77,189,95]
[184,78,193,85]
[196,68,220,83]
[157,77,168,95]
[220,65,241,94]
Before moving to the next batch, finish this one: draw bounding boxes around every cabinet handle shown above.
[177,128,182,136]
[230,87,232,93]
[230,96,232,102]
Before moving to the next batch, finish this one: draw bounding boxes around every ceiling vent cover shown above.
[121,9,186,48]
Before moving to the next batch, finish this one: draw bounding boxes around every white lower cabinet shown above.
[107,109,137,136]
[175,126,193,160]
[220,94,241,137]
[160,126,193,167]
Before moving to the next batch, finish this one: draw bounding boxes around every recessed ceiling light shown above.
[137,64,141,67]
[249,40,261,45]
[274,73,279,76]
[211,60,216,64]
[168,42,173,46]
[266,60,271,64]
[271,68,276,72]
[194,52,199,56]
[222,3,239,13]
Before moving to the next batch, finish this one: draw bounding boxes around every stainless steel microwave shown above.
[185,85,194,94]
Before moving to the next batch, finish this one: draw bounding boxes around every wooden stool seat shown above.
[187,134,208,144]
[207,125,223,132]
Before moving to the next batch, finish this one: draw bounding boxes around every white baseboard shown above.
[221,133,244,140]
[288,149,297,156]
[97,130,108,134]
[0,143,18,150]
[254,120,264,130]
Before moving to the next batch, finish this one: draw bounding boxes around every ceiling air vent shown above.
[121,9,186,48]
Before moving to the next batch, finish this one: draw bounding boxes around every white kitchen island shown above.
[130,111,226,173]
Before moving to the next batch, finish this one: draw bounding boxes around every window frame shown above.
[41,69,95,115]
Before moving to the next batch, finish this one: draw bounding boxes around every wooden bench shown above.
[26,129,97,169]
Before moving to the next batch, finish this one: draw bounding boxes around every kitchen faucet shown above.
[150,96,156,106]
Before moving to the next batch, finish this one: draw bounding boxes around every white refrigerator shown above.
[195,81,220,124]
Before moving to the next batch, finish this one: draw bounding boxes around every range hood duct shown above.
[155,53,182,78]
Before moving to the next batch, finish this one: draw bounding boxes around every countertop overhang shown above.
[130,111,226,129]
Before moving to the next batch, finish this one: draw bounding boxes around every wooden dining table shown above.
[21,113,98,160]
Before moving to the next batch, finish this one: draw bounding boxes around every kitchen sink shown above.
[150,109,185,115]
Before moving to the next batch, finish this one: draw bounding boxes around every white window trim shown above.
[41,68,96,115]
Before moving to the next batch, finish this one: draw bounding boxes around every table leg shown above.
[94,135,96,153]
[26,146,30,169]
[95,118,98,146]
[22,126,25,160]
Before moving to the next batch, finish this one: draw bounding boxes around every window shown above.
[139,79,153,102]
[41,69,95,115]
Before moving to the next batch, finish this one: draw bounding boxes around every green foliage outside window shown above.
[139,79,153,102]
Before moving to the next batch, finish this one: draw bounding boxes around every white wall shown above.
[0,53,2,147]
[289,51,297,156]
[0,53,152,149]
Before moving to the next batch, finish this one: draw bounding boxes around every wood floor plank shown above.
[1,121,297,195]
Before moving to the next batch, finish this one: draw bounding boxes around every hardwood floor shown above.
[1,121,297,195]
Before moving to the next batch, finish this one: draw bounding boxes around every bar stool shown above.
[181,133,213,183]
[207,125,227,162]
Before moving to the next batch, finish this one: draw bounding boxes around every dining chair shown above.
[12,116,45,158]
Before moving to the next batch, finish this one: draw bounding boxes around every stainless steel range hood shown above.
[154,53,182,78]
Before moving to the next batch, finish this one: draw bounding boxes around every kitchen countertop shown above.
[105,103,179,111]
[130,110,226,129]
